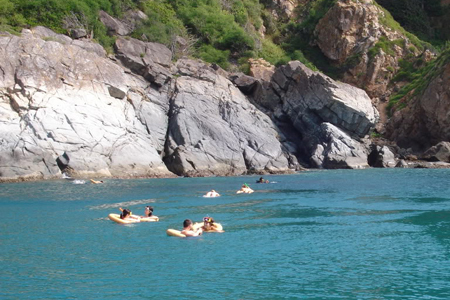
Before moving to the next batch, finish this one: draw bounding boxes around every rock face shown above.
[248,58,275,82]
[385,60,450,151]
[0,29,171,180]
[314,0,421,100]
[163,59,289,177]
[315,0,381,64]
[240,61,379,169]
[0,28,296,181]
[265,0,298,20]
[422,142,450,162]
[368,145,396,168]
[0,24,381,181]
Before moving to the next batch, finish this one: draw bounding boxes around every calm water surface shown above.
[1,169,450,299]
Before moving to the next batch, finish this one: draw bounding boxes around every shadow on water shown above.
[398,210,450,227]
[395,210,450,251]
[271,189,336,195]
[347,195,401,204]
[405,196,450,203]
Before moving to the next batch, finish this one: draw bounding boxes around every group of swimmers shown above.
[117,178,270,234]
[118,206,222,235]
[204,181,266,197]
[119,206,159,222]
[180,217,223,236]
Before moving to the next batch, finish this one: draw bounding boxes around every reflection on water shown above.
[2,169,450,299]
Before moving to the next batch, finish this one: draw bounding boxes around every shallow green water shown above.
[1,169,450,299]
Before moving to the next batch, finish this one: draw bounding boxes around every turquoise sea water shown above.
[1,168,450,299]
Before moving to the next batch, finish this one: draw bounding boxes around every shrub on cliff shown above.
[376,0,446,43]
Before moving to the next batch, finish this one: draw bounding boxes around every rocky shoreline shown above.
[2,3,450,182]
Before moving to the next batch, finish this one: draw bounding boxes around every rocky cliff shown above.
[385,54,450,152]
[314,0,423,100]
[0,20,380,181]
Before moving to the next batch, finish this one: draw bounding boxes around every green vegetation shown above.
[132,0,186,47]
[387,43,450,113]
[376,0,448,44]
[374,2,435,52]
[0,0,134,50]
[0,0,448,76]
[0,0,319,71]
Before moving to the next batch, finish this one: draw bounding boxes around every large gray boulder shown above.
[368,145,396,168]
[99,10,148,37]
[273,61,378,138]
[30,26,106,57]
[164,59,290,176]
[99,10,132,36]
[422,142,450,162]
[247,61,379,169]
[309,123,370,169]
[114,36,172,87]
[0,29,172,180]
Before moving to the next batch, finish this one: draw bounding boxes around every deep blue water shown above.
[1,168,450,299]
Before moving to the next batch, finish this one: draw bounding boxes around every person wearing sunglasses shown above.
[141,206,159,221]
[201,217,224,232]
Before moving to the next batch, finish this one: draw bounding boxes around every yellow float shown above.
[166,222,224,237]
[140,216,159,222]
[108,213,159,224]
[108,213,140,224]
[166,229,187,237]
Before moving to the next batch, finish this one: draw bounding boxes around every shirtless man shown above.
[181,219,203,237]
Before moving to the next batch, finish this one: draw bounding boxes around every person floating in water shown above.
[141,206,159,221]
[201,217,224,232]
[181,219,203,237]
[204,190,220,197]
[119,208,140,222]
[256,177,269,183]
[119,206,158,221]
[237,183,254,194]
[90,179,104,184]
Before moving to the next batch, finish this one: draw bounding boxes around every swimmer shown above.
[119,208,140,222]
[181,219,202,237]
[204,189,220,197]
[201,217,224,232]
[141,206,159,221]
[90,179,104,184]
[237,184,254,194]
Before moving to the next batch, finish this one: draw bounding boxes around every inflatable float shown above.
[166,229,187,237]
[236,189,253,194]
[166,222,224,237]
[194,222,224,232]
[109,214,159,224]
[203,194,220,198]
[108,213,140,224]
[140,216,159,222]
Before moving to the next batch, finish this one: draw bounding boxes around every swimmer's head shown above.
[145,206,154,216]
[120,209,131,219]
[203,217,214,224]
[183,219,193,228]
